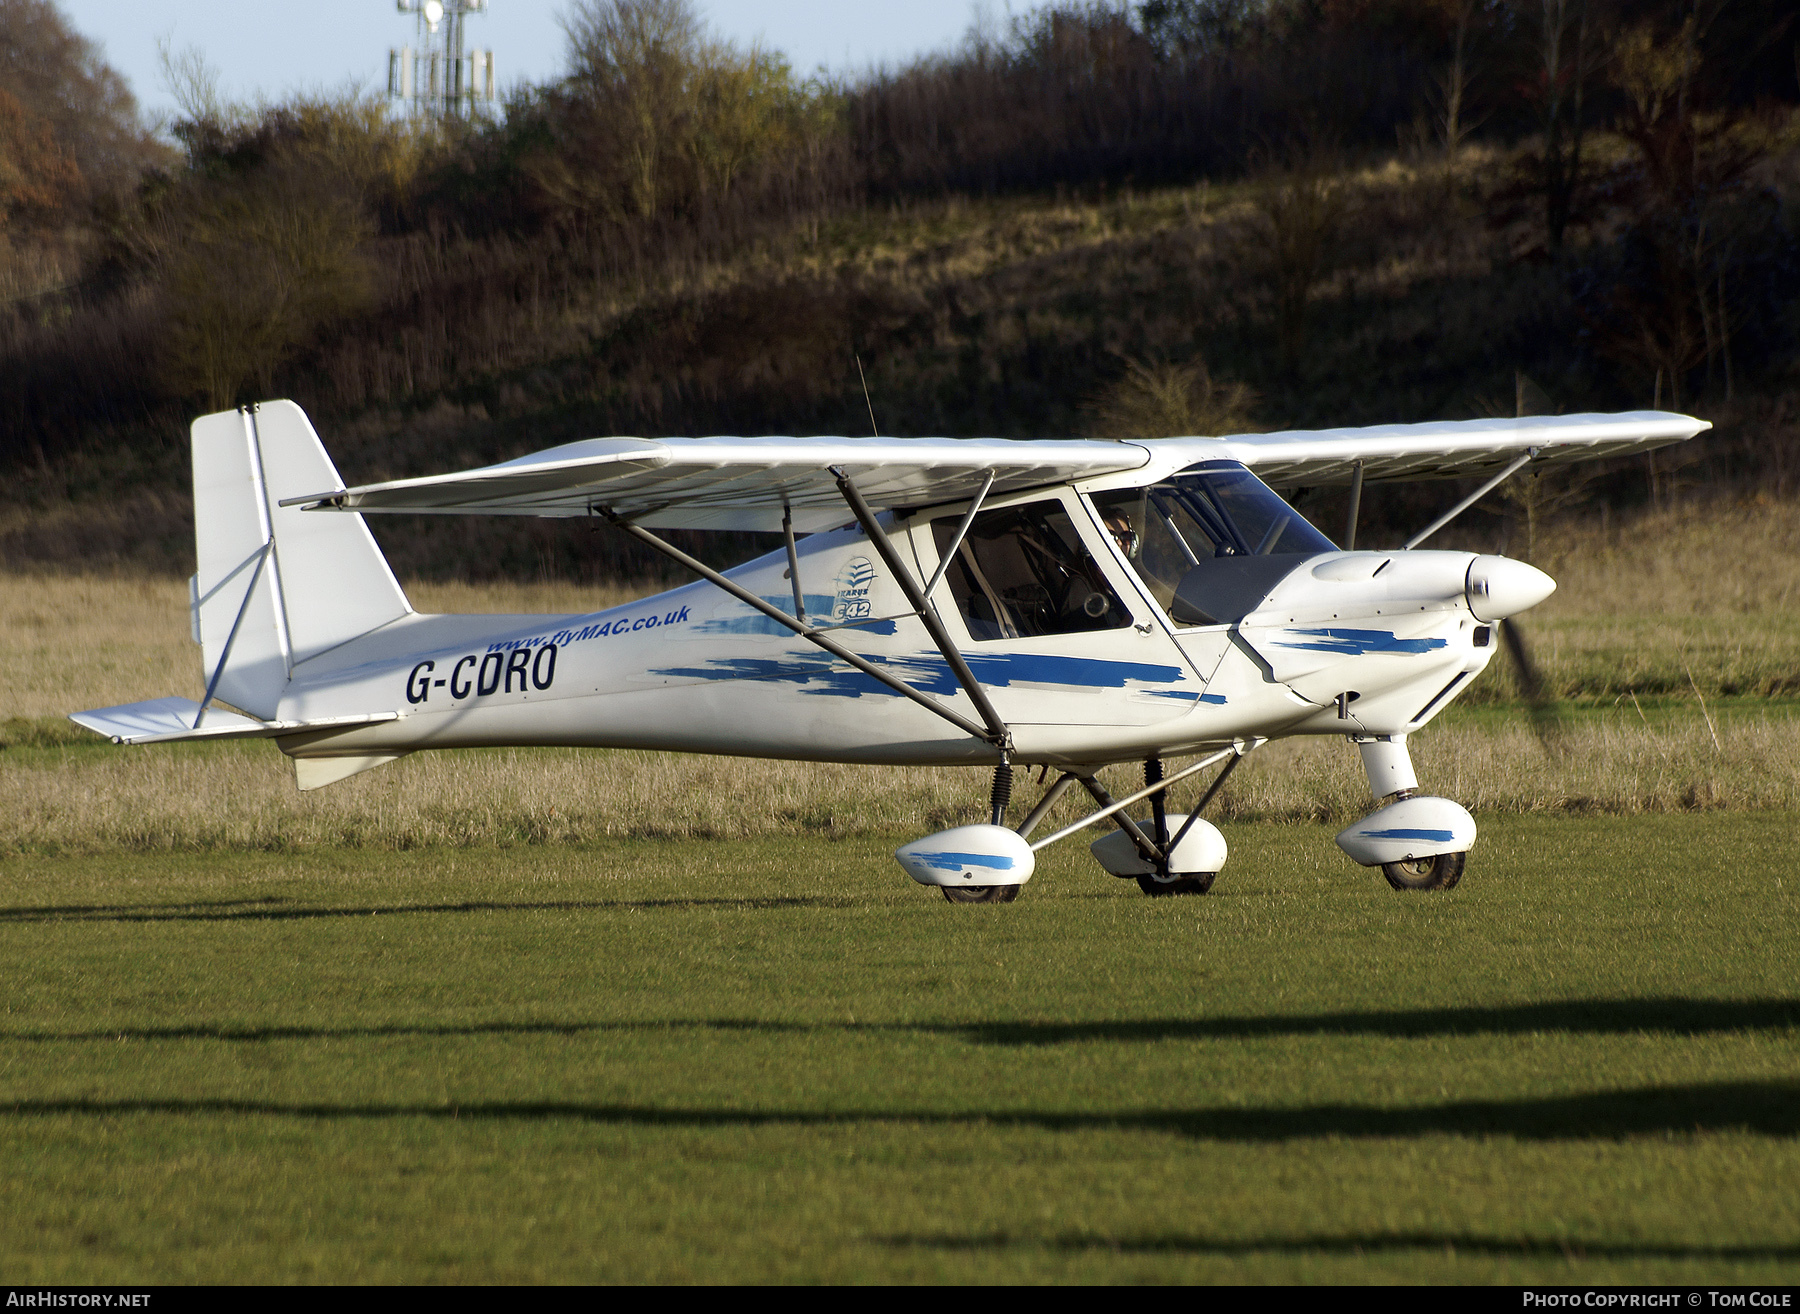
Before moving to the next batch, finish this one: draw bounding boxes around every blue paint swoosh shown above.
[1359,827,1456,841]
[912,850,1016,871]
[1272,627,1448,656]
[650,649,1196,700]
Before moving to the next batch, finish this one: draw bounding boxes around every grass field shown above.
[2,815,1797,1283]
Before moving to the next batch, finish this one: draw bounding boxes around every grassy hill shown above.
[3,0,1798,581]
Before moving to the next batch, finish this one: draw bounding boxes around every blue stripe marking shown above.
[1272,627,1448,656]
[693,595,898,638]
[649,650,1195,700]
[1359,827,1456,841]
[912,850,1016,872]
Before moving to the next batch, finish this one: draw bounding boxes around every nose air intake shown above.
[1465,555,1556,621]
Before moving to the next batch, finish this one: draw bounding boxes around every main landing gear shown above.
[936,761,1025,905]
[1079,754,1237,898]
[893,747,1251,904]
[1135,869,1217,897]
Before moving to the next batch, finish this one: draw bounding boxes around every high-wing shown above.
[284,435,1152,532]
[284,411,1707,530]
[1199,411,1708,488]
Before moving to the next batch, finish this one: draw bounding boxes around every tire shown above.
[941,884,1022,904]
[1381,850,1466,891]
[1134,871,1217,897]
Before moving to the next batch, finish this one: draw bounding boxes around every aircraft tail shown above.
[190,401,412,720]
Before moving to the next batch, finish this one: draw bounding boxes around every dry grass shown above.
[1533,492,1800,617]
[1,709,1794,857]
[0,573,657,720]
[3,493,1798,854]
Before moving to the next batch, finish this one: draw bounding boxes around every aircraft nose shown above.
[1465,555,1556,620]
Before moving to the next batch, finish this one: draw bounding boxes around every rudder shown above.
[191,401,411,720]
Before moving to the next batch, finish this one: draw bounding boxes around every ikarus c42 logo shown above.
[834,557,876,622]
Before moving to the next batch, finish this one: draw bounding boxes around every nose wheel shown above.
[1381,851,1466,891]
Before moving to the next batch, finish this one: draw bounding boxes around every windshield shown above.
[1092,461,1337,616]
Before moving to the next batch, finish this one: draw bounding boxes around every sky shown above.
[60,1,1014,122]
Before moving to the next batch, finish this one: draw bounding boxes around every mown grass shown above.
[2,814,1796,1282]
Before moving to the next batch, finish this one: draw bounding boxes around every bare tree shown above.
[1429,0,1486,171]
[0,86,79,230]
[1246,149,1347,379]
[560,0,705,220]
[160,163,374,408]
[1529,0,1601,251]
[0,0,162,205]
[1087,355,1257,439]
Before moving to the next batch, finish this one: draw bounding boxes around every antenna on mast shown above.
[389,0,496,119]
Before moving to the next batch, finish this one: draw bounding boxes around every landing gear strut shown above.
[1337,736,1475,891]
[1078,750,1245,896]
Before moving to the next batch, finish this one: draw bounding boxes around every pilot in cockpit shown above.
[1102,510,1139,560]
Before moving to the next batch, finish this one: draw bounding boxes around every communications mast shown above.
[388,0,495,119]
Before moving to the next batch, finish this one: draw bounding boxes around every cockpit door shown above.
[1085,460,1340,687]
[907,490,1209,726]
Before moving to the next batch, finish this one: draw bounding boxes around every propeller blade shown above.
[1499,618,1566,755]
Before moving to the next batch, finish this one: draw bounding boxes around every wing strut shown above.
[829,467,1012,751]
[1402,449,1536,549]
[780,502,806,623]
[599,511,1003,750]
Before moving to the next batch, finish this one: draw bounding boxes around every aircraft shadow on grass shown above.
[0,895,854,923]
[5,999,1797,1046]
[880,1230,1800,1262]
[3,1080,1798,1140]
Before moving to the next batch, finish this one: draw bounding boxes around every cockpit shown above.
[926,460,1336,641]
[1090,461,1337,626]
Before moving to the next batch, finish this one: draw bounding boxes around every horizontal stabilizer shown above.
[70,697,399,745]
[70,698,269,744]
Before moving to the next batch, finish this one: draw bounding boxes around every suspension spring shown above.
[989,759,1014,826]
[1145,755,1169,852]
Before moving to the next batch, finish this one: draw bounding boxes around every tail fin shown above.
[191,401,411,720]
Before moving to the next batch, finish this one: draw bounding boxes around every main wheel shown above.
[941,884,1022,904]
[1381,850,1466,891]
[1135,871,1217,897]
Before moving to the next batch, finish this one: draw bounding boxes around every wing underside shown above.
[280,412,1709,528]
[1206,412,1709,488]
[284,436,1154,532]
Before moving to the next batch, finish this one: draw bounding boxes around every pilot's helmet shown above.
[1103,511,1139,560]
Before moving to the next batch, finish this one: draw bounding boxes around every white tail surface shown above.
[191,401,411,720]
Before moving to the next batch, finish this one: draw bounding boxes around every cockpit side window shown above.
[1091,487,1210,614]
[1092,462,1337,627]
[932,500,1130,641]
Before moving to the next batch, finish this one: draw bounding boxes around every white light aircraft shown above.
[73,402,1706,901]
